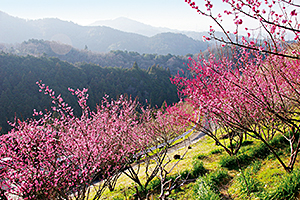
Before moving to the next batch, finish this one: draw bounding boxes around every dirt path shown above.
[167,130,206,154]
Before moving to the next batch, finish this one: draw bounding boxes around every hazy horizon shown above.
[0,0,220,32]
[2,0,288,41]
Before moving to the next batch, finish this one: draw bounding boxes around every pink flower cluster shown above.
[184,0,300,53]
[172,44,300,170]
[0,81,192,199]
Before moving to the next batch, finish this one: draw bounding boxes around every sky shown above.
[0,0,221,32]
[1,0,297,39]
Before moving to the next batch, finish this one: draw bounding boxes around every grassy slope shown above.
[95,134,300,200]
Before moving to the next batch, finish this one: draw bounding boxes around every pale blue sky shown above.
[0,0,219,31]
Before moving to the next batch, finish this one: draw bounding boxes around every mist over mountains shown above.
[0,10,212,133]
[90,17,174,37]
[3,39,192,75]
[0,11,209,55]
[90,17,209,41]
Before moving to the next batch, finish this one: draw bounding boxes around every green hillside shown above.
[0,53,178,133]
[99,134,300,199]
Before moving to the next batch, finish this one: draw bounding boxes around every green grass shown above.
[92,134,300,200]
[229,161,264,199]
[219,135,290,170]
[265,167,300,200]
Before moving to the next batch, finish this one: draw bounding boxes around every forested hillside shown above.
[0,52,178,133]
[3,39,194,75]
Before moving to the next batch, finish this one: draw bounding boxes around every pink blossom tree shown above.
[170,0,300,173]
[172,44,300,172]
[120,101,193,199]
[185,0,299,59]
[0,81,154,199]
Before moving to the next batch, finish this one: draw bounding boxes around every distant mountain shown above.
[0,11,208,55]
[0,11,41,43]
[90,17,174,37]
[90,17,210,41]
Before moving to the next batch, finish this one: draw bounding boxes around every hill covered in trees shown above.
[2,39,194,75]
[0,52,178,133]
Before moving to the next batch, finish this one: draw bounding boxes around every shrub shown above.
[269,134,289,149]
[219,153,251,170]
[194,179,221,200]
[195,153,207,159]
[147,178,161,192]
[210,148,224,154]
[242,140,254,146]
[194,169,229,200]
[238,166,262,195]
[180,169,190,179]
[248,135,288,161]
[247,143,270,159]
[219,154,238,169]
[228,140,254,150]
[113,196,126,200]
[191,160,207,178]
[207,168,230,187]
[181,160,207,179]
[220,136,287,170]
[237,154,252,166]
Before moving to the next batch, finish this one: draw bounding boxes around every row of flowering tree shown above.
[171,0,300,172]
[120,102,193,200]
[0,81,191,199]
[172,48,300,172]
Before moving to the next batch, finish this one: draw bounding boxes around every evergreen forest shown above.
[0,52,178,133]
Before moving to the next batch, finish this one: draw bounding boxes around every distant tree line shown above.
[0,52,179,133]
[4,39,195,75]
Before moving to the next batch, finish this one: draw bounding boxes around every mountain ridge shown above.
[90,17,176,37]
[89,17,211,41]
[0,11,208,55]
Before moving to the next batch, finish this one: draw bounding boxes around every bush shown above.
[227,140,254,150]
[237,154,252,166]
[195,153,207,159]
[248,143,270,159]
[219,155,237,169]
[269,134,290,151]
[238,165,262,195]
[143,160,207,197]
[210,148,224,154]
[181,160,207,179]
[220,136,286,170]
[147,178,161,192]
[194,179,221,200]
[113,196,126,200]
[219,153,251,170]
[194,169,229,200]
[207,168,230,188]
[180,169,190,179]
[242,140,254,146]
[248,135,288,160]
[191,160,207,178]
